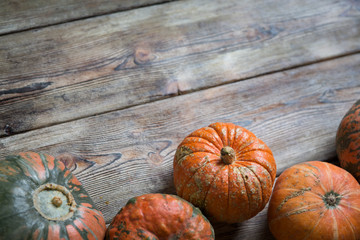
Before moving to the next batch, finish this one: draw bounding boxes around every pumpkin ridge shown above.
[294,164,328,193]
[226,123,236,149]
[237,166,252,217]
[206,126,225,149]
[227,165,231,217]
[11,156,39,186]
[271,203,324,222]
[209,123,228,148]
[338,189,360,198]
[233,160,273,183]
[189,127,224,150]
[187,135,222,151]
[345,204,360,212]
[302,209,325,240]
[177,156,212,197]
[273,188,322,199]
[242,164,264,207]
[277,187,312,211]
[175,148,219,165]
[233,139,256,155]
[330,210,339,239]
[190,151,220,158]
[84,208,107,231]
[39,153,51,183]
[31,221,47,240]
[324,163,334,191]
[77,218,98,240]
[19,152,47,183]
[239,148,273,156]
[335,207,357,240]
[182,137,220,155]
[203,166,227,209]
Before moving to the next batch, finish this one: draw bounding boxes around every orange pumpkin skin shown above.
[105,193,214,240]
[173,122,277,223]
[336,99,360,182]
[268,161,360,240]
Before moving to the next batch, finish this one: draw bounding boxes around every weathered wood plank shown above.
[1,0,360,136]
[1,54,359,239]
[0,0,174,35]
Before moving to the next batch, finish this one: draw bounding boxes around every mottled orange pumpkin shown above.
[268,161,360,240]
[106,193,214,240]
[0,152,106,239]
[173,122,277,223]
[336,99,360,182]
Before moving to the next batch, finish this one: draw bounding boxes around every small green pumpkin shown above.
[0,152,106,239]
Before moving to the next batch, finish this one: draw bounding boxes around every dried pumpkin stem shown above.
[323,191,341,208]
[221,146,236,164]
[51,196,63,208]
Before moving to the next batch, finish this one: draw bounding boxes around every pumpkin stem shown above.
[323,191,341,208]
[52,196,63,208]
[33,183,77,221]
[221,146,236,164]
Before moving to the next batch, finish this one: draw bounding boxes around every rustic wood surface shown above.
[2,54,360,239]
[0,0,174,35]
[1,0,360,239]
[1,0,360,137]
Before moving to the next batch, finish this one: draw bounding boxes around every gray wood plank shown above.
[1,0,360,136]
[0,0,174,35]
[1,54,359,239]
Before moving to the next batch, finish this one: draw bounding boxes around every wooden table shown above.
[1,0,359,239]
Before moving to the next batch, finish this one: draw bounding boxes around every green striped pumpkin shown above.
[336,99,360,182]
[0,152,106,239]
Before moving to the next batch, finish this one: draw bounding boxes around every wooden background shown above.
[1,0,360,239]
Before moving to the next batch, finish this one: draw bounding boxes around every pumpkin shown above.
[173,122,277,223]
[105,193,214,240]
[268,161,360,240]
[0,152,106,239]
[336,99,360,182]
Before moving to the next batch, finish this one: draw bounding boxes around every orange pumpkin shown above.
[336,99,360,182]
[173,122,277,223]
[268,161,360,240]
[106,193,214,239]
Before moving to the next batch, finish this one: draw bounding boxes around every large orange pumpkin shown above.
[336,99,360,182]
[173,122,277,223]
[106,193,214,239]
[268,161,360,240]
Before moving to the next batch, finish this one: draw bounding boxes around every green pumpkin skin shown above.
[0,152,106,240]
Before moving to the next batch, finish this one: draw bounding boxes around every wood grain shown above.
[1,54,359,239]
[0,0,173,35]
[1,0,360,136]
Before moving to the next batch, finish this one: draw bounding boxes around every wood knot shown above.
[56,153,77,170]
[148,152,164,166]
[134,47,156,65]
